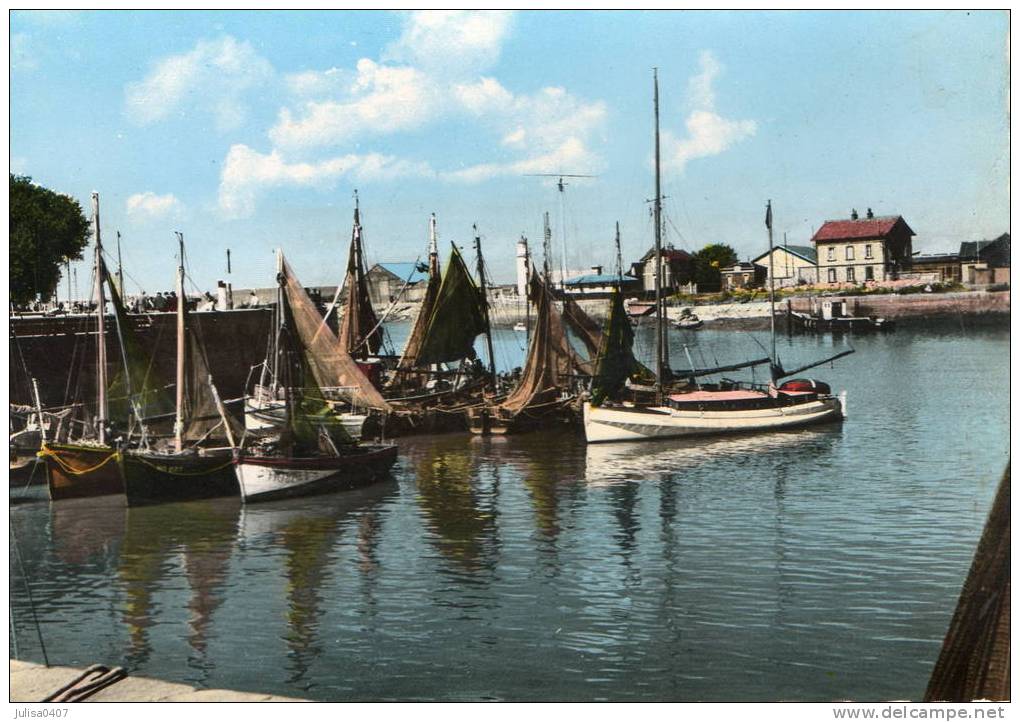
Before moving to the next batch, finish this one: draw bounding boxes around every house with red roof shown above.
[811,208,915,285]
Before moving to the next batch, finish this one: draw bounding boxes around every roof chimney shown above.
[592,265,603,276]
[866,207,874,219]
[851,208,859,220]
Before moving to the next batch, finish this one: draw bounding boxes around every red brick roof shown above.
[811,216,914,243]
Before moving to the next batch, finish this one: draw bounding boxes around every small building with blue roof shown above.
[563,265,640,298]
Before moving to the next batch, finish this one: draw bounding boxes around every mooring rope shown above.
[42,664,128,702]
[36,447,120,475]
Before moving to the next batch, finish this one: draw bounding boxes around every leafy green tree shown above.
[10,174,91,306]
[692,243,738,292]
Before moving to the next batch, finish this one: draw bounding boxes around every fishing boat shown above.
[245,197,389,437]
[582,70,849,444]
[39,193,136,500]
[468,222,589,436]
[120,234,241,506]
[234,251,398,503]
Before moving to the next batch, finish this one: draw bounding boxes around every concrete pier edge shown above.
[10,660,306,702]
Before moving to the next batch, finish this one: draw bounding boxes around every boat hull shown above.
[122,448,239,506]
[234,444,398,503]
[583,396,843,443]
[39,443,125,500]
[244,398,367,440]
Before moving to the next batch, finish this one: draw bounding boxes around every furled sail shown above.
[104,264,174,428]
[281,257,391,412]
[391,252,442,386]
[182,324,243,442]
[590,286,647,405]
[415,243,488,366]
[500,274,578,415]
[337,202,383,359]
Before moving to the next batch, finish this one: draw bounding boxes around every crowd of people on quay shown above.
[12,287,264,316]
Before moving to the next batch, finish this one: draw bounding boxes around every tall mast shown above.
[116,231,125,297]
[653,68,665,403]
[766,199,777,382]
[474,225,497,386]
[92,192,108,444]
[522,234,531,344]
[614,221,623,283]
[542,212,553,281]
[173,232,186,453]
[274,248,284,390]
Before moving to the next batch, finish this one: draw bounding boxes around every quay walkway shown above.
[10,660,305,702]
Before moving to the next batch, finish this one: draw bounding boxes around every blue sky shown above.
[10,10,1009,295]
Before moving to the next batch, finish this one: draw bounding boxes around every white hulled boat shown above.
[583,70,849,444]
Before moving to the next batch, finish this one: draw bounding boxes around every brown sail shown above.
[391,241,441,388]
[281,257,391,412]
[337,200,383,359]
[500,274,582,416]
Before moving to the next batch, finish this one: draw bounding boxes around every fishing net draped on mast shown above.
[590,286,649,405]
[500,274,581,415]
[281,258,391,412]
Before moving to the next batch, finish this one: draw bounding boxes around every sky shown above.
[10,10,1010,296]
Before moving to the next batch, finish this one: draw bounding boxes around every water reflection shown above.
[583,427,841,485]
[235,481,399,687]
[118,499,240,670]
[407,436,501,577]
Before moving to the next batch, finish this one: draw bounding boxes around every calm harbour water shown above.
[10,321,1009,702]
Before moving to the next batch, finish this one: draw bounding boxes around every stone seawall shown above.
[10,308,273,407]
[788,290,1010,320]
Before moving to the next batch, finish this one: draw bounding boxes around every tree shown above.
[9,174,91,306]
[691,243,738,292]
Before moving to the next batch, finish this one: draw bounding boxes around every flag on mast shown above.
[765,200,773,230]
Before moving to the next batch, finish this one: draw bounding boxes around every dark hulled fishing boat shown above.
[121,234,241,506]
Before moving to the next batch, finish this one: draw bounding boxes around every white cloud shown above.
[384,11,513,74]
[126,192,183,219]
[444,80,606,182]
[444,137,594,183]
[269,59,437,149]
[284,67,350,98]
[218,144,433,219]
[663,51,756,173]
[124,36,273,131]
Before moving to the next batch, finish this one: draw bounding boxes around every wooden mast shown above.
[116,231,125,298]
[653,68,665,404]
[474,225,497,386]
[173,232,186,453]
[92,192,108,445]
[766,199,778,382]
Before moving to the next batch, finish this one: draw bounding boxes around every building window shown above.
[845,246,855,261]
[865,244,873,259]
[865,266,874,281]
[847,267,856,282]
[827,268,837,283]
[827,247,835,262]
